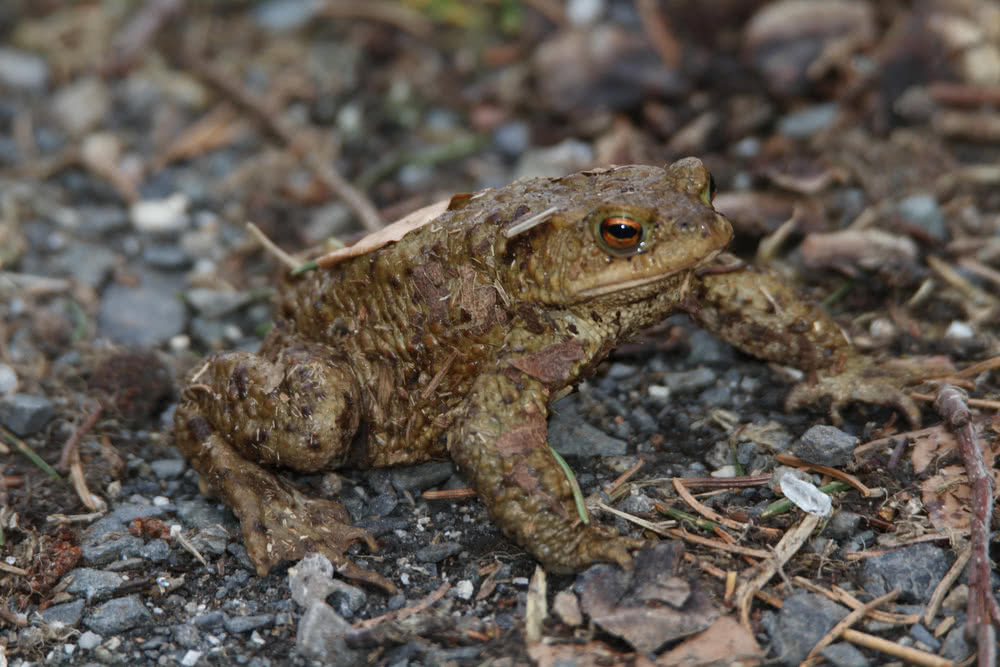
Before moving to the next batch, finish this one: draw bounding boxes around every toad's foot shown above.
[538,525,651,573]
[178,413,396,593]
[225,470,397,594]
[784,356,952,428]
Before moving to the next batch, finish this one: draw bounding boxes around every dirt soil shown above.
[1,1,999,666]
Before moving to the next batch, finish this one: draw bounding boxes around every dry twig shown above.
[934,386,999,667]
[734,513,821,631]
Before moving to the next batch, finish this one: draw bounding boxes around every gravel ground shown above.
[2,1,999,665]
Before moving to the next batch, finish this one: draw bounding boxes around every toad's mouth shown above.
[575,248,723,299]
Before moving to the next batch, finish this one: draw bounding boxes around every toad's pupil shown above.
[607,223,636,239]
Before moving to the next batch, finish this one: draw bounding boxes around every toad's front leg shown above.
[685,263,924,426]
[449,372,647,572]
[174,347,396,592]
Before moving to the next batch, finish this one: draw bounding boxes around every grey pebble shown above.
[825,511,863,539]
[548,408,627,457]
[193,610,226,629]
[253,0,324,31]
[761,593,848,666]
[81,535,146,566]
[0,47,49,91]
[139,538,171,562]
[777,103,839,139]
[224,613,273,633]
[143,244,193,270]
[52,76,109,136]
[0,393,55,435]
[78,205,130,237]
[51,242,118,288]
[173,623,201,648]
[64,568,124,600]
[819,642,870,667]
[40,599,86,627]
[77,630,103,650]
[659,366,717,393]
[99,284,186,346]
[898,194,947,241]
[416,542,462,564]
[326,579,368,618]
[909,623,941,651]
[793,425,857,467]
[151,458,186,479]
[941,622,974,662]
[860,543,953,602]
[391,461,454,492]
[176,498,238,531]
[84,595,152,634]
[296,602,362,665]
[183,288,253,318]
[0,363,17,394]
[368,492,398,517]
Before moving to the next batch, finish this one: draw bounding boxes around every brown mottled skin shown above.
[175,158,918,592]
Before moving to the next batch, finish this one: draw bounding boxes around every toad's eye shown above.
[599,216,644,251]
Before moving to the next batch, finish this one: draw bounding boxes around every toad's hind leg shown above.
[174,349,396,592]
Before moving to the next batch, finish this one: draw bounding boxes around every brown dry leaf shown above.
[656,615,763,666]
[528,641,656,667]
[910,424,957,474]
[576,542,719,654]
[920,464,1000,533]
[911,416,995,474]
[315,197,456,268]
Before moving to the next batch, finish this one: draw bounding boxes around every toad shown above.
[175,158,918,592]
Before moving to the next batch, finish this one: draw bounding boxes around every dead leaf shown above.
[656,615,763,666]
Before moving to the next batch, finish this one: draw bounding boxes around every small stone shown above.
[181,650,203,667]
[192,611,226,629]
[548,409,627,456]
[659,367,717,393]
[84,595,152,634]
[941,622,974,662]
[825,511,863,539]
[183,288,252,318]
[553,590,583,626]
[142,244,193,270]
[897,194,947,241]
[909,623,940,651]
[945,321,974,340]
[819,642,870,667]
[41,599,86,627]
[440,579,469,602]
[567,0,605,25]
[860,543,953,602]
[761,593,849,666]
[777,103,839,139]
[64,568,123,600]
[0,363,17,394]
[0,393,55,435]
[78,631,102,650]
[390,461,454,492]
[326,579,368,618]
[416,542,462,564]
[296,602,361,665]
[130,193,190,233]
[793,425,857,467]
[224,614,273,633]
[288,553,338,607]
[51,77,110,136]
[0,47,49,91]
[253,0,324,31]
[150,459,186,480]
[98,284,186,347]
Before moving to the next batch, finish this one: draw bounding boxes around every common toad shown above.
[175,159,918,592]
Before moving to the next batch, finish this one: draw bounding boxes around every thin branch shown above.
[934,385,999,667]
